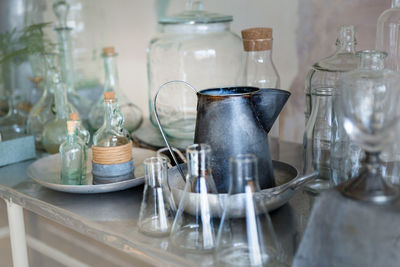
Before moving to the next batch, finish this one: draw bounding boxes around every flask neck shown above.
[187,145,212,178]
[392,0,400,8]
[56,27,75,93]
[357,51,386,71]
[53,72,69,120]
[103,54,120,93]
[229,154,261,194]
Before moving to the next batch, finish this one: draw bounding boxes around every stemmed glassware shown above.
[338,50,400,203]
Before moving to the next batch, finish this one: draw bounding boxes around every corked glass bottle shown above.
[60,120,84,185]
[88,47,142,132]
[240,27,281,160]
[92,92,133,184]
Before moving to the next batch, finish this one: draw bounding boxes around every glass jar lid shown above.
[158,1,233,24]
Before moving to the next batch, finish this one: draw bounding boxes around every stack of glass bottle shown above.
[88,47,142,133]
[303,25,359,192]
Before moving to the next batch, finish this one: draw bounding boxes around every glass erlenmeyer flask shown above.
[215,154,284,267]
[138,157,173,237]
[170,144,218,253]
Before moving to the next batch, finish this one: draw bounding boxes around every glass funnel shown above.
[147,1,242,140]
[215,154,284,267]
[169,144,219,253]
[338,50,400,203]
[305,25,357,124]
[138,157,173,237]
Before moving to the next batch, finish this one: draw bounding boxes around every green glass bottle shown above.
[42,65,76,154]
[60,120,83,185]
[69,113,89,182]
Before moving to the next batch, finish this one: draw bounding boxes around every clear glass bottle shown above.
[147,1,242,140]
[92,92,130,147]
[303,87,333,193]
[376,0,400,71]
[60,120,83,185]
[305,25,357,124]
[138,157,173,237]
[53,1,92,119]
[42,64,75,154]
[69,112,89,182]
[216,154,284,266]
[88,47,142,132]
[240,27,281,160]
[170,144,218,253]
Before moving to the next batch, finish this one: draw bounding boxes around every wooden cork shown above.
[69,113,79,121]
[67,120,76,134]
[103,46,115,56]
[241,27,273,51]
[104,91,115,100]
[92,141,133,165]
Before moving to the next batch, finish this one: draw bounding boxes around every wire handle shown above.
[153,80,198,182]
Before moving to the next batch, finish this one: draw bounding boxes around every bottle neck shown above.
[104,99,114,128]
[56,27,75,93]
[67,132,76,143]
[103,55,120,93]
[357,51,386,70]
[392,0,400,8]
[336,41,356,54]
[53,73,69,120]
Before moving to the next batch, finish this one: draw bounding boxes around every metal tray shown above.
[27,147,156,194]
[167,160,316,217]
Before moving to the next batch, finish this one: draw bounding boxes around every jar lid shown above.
[158,1,232,24]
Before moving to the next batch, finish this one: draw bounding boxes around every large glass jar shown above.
[147,2,242,139]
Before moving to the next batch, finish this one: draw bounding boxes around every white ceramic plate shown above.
[27,147,157,194]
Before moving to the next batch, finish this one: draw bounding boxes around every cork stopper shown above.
[30,76,43,85]
[67,120,76,134]
[103,47,116,56]
[104,91,115,100]
[69,113,79,121]
[241,27,273,51]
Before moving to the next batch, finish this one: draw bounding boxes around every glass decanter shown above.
[53,0,91,119]
[138,157,173,237]
[215,154,284,267]
[338,50,400,204]
[42,65,76,154]
[27,54,57,149]
[60,120,83,185]
[240,27,281,160]
[92,92,130,147]
[304,25,357,124]
[69,112,89,181]
[170,144,219,253]
[88,47,142,132]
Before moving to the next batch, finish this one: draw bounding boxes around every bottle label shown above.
[92,141,133,165]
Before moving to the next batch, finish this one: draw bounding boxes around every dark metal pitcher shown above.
[154,82,290,193]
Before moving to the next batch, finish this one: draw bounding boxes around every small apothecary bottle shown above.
[91,92,133,184]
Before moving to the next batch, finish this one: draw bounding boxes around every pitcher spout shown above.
[252,88,291,133]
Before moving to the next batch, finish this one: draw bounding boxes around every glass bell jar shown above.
[147,1,242,140]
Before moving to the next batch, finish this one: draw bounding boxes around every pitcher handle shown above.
[153,80,198,182]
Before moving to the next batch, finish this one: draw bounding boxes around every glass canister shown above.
[147,1,242,140]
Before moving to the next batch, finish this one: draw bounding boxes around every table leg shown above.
[6,199,29,267]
